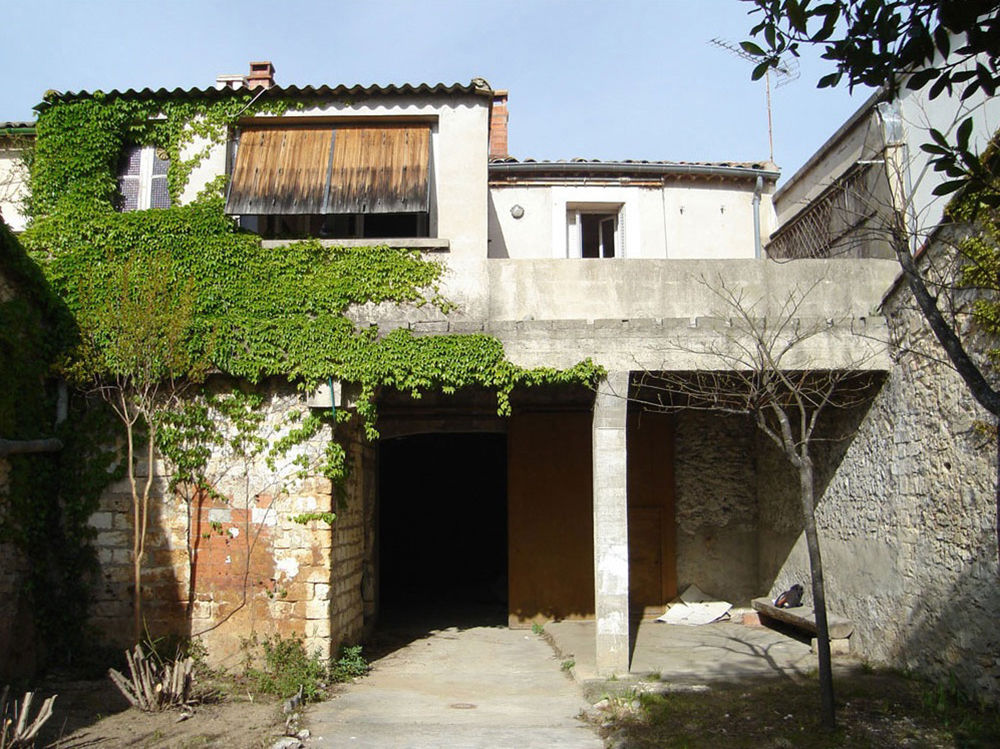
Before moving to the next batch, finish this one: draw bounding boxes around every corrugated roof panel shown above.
[36,80,492,110]
[226,124,430,215]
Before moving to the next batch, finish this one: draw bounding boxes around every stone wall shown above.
[769,271,1000,701]
[674,411,760,604]
[88,379,371,668]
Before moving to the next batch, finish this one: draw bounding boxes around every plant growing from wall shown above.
[1,221,120,672]
[158,388,352,635]
[63,251,209,644]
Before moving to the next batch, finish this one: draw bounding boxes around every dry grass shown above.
[588,668,1000,748]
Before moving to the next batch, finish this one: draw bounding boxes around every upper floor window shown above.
[225,123,432,240]
[117,145,171,211]
[567,204,622,258]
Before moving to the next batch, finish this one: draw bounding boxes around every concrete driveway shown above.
[306,624,603,748]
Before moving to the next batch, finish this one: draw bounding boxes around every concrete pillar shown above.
[592,371,630,676]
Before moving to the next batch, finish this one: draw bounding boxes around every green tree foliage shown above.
[744,0,1000,723]
[744,1,999,100]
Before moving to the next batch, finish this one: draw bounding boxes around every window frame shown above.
[117,144,170,212]
[566,203,624,259]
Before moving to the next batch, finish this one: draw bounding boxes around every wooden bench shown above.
[751,597,854,655]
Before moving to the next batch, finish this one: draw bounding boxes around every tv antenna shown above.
[709,38,799,163]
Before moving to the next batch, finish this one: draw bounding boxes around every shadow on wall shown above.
[755,376,886,600]
[672,374,884,607]
[895,525,1000,703]
[486,193,510,259]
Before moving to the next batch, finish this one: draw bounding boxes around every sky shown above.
[3,0,866,184]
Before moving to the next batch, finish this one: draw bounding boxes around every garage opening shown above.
[377,433,507,627]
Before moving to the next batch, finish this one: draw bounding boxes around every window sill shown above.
[259,237,449,252]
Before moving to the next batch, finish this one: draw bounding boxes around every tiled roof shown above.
[490,156,777,170]
[0,122,35,131]
[489,157,779,180]
[36,80,493,110]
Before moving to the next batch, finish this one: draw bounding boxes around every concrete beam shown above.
[592,371,630,676]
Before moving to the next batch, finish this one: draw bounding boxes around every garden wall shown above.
[770,264,1000,702]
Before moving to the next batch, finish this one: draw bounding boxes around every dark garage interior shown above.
[377,432,507,625]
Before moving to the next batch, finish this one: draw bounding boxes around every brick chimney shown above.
[489,90,509,159]
[247,61,275,90]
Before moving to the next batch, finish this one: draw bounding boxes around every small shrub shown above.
[531,623,544,635]
[330,645,370,682]
[243,634,326,702]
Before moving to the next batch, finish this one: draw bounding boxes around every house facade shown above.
[2,61,941,683]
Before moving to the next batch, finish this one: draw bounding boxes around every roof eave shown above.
[488,161,780,182]
[34,80,494,112]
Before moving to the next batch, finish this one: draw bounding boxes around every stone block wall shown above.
[769,276,1000,702]
[87,380,372,669]
[674,411,760,603]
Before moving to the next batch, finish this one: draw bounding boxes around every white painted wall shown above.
[898,70,1000,236]
[0,146,29,232]
[179,95,490,269]
[489,179,775,260]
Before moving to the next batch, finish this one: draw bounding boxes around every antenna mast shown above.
[708,38,799,163]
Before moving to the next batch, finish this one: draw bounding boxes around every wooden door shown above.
[627,410,677,617]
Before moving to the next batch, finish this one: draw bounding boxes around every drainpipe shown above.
[752,175,763,259]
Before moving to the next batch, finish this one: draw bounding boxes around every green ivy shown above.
[8,87,603,668]
[23,91,603,435]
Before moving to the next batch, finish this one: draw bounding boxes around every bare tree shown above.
[631,275,879,731]
[67,255,208,644]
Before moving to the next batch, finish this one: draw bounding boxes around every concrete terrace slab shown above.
[547,619,820,684]
[305,624,602,748]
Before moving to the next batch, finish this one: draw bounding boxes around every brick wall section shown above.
[489,91,509,159]
[87,381,370,669]
[769,251,1000,702]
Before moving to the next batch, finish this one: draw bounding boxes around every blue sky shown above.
[3,0,864,183]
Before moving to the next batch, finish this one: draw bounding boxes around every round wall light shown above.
[510,204,525,219]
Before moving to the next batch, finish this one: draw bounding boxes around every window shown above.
[117,145,170,211]
[567,205,622,258]
[242,211,429,241]
[226,124,432,240]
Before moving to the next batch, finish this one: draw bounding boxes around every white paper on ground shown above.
[656,584,732,625]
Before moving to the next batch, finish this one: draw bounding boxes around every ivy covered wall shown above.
[13,88,600,659]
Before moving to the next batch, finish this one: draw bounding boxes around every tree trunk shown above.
[799,454,836,730]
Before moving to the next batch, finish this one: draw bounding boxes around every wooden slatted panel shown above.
[226,124,430,215]
[227,127,333,214]
[326,126,429,214]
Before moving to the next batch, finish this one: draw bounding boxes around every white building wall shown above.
[489,179,774,260]
[897,76,1000,236]
[178,94,490,265]
[0,147,28,232]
